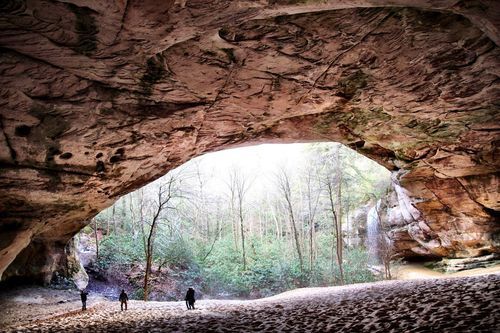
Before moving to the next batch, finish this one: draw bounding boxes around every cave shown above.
[0,0,498,289]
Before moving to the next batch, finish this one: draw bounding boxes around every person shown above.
[185,287,195,310]
[119,289,129,311]
[80,289,89,311]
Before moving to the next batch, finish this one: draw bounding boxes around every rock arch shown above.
[0,0,498,283]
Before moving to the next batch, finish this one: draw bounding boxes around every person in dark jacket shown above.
[119,289,129,311]
[185,287,195,310]
[80,289,89,311]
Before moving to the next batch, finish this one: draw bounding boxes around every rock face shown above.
[0,0,498,283]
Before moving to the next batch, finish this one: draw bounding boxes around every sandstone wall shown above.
[0,0,498,283]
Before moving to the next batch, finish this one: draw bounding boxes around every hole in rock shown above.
[109,155,121,163]
[59,152,73,160]
[79,142,393,301]
[15,125,31,137]
[96,160,105,173]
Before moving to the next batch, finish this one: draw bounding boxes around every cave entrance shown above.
[78,142,392,301]
[0,2,498,290]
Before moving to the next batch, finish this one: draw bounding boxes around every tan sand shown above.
[1,274,498,333]
[394,263,500,280]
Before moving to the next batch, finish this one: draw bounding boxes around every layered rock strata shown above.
[0,0,498,283]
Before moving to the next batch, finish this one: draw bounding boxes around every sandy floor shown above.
[394,263,500,280]
[0,286,107,328]
[1,273,498,333]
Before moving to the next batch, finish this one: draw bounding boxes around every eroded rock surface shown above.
[0,0,498,283]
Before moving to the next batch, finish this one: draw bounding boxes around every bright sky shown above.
[116,143,389,210]
[181,143,311,197]
[195,143,307,176]
[159,142,390,200]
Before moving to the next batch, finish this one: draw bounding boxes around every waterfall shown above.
[366,201,380,264]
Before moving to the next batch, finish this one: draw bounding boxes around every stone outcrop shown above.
[0,0,498,283]
[431,253,500,272]
[379,172,499,260]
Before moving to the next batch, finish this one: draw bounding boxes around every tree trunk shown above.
[143,220,157,301]
[336,150,344,285]
[230,189,239,251]
[239,203,247,271]
[143,180,177,301]
[309,218,313,272]
[143,246,153,301]
[270,201,281,240]
[215,204,221,241]
[280,172,304,275]
[129,194,135,238]
[93,218,99,261]
[288,204,304,274]
[232,209,239,251]
[306,174,317,273]
[121,196,127,234]
[327,181,344,285]
[139,191,148,259]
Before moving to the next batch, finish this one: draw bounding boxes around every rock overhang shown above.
[0,0,498,283]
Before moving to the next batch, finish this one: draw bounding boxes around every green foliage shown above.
[191,235,375,298]
[198,237,249,295]
[342,248,377,284]
[87,142,389,299]
[97,234,144,269]
[133,288,145,300]
[155,232,195,268]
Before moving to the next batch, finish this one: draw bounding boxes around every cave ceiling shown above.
[0,0,498,281]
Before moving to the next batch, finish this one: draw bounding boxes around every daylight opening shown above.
[78,143,391,300]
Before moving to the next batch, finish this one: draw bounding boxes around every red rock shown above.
[0,0,498,283]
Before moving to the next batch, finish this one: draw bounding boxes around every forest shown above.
[78,143,392,300]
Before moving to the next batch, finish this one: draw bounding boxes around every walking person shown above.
[80,289,89,311]
[185,287,196,310]
[119,289,129,311]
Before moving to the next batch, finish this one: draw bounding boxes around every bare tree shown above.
[201,225,223,262]
[136,189,148,259]
[303,167,321,273]
[320,145,345,285]
[276,167,304,275]
[227,172,240,252]
[227,168,251,270]
[335,147,344,284]
[192,159,212,241]
[128,191,143,241]
[143,175,183,301]
[267,194,282,241]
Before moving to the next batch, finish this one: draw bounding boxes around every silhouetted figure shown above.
[185,287,195,310]
[119,289,129,311]
[80,289,89,311]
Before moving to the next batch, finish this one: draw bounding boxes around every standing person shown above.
[119,289,129,311]
[185,287,195,310]
[80,289,89,311]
